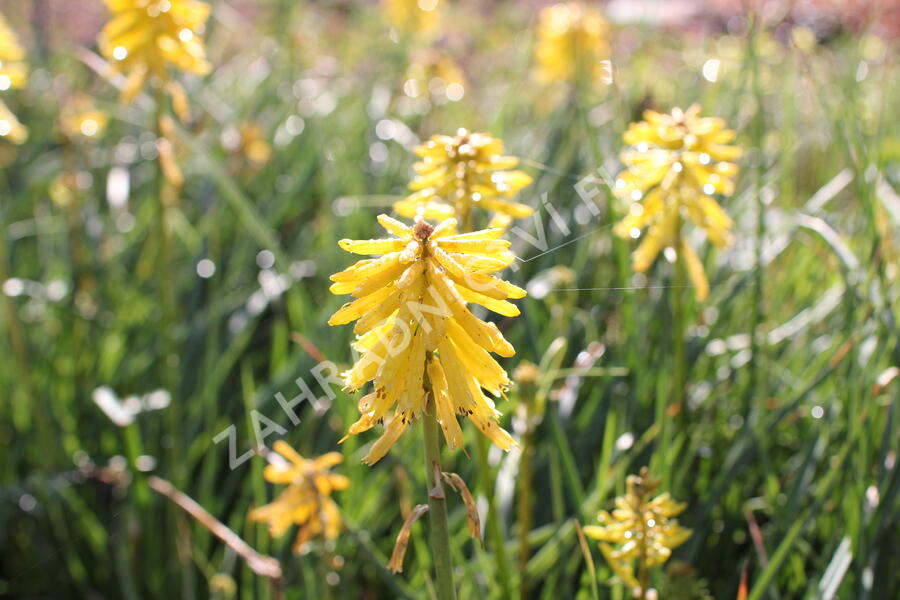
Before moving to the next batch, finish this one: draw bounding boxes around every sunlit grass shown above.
[0,2,898,599]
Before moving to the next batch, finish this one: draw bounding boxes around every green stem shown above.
[747,12,767,419]
[423,395,457,600]
[153,88,180,475]
[517,407,534,596]
[663,227,688,491]
[474,434,513,598]
[672,252,687,411]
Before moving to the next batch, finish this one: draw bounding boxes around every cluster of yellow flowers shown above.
[0,0,739,579]
[248,441,348,553]
[394,129,534,229]
[0,14,28,144]
[584,468,692,596]
[535,2,610,86]
[328,215,526,463]
[99,0,211,104]
[614,105,741,300]
[383,0,441,37]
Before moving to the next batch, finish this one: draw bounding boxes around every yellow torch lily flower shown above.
[0,13,27,144]
[534,2,609,86]
[99,0,211,103]
[614,105,741,301]
[383,0,440,36]
[329,215,524,464]
[249,441,349,553]
[394,129,533,229]
[584,468,692,595]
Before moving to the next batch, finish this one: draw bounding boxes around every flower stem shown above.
[474,434,513,598]
[517,405,534,594]
[423,395,457,600]
[153,88,180,475]
[661,226,688,491]
[747,13,767,420]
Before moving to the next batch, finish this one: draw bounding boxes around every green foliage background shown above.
[1,2,898,599]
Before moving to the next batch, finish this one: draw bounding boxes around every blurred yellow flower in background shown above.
[383,0,440,36]
[584,468,691,595]
[99,0,211,103]
[329,215,524,464]
[535,2,609,86]
[394,129,533,229]
[614,105,740,300]
[404,48,465,104]
[249,441,348,553]
[59,96,109,141]
[0,13,28,144]
[222,121,272,173]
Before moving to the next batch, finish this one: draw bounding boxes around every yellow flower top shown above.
[535,2,609,85]
[59,96,109,141]
[584,468,691,593]
[383,0,440,36]
[404,48,465,103]
[99,0,211,103]
[0,13,27,144]
[614,105,741,300]
[329,215,525,464]
[0,14,27,90]
[394,129,533,228]
[249,441,348,553]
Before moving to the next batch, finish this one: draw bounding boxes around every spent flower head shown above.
[329,215,525,464]
[535,2,609,86]
[584,467,691,595]
[614,105,741,300]
[0,13,27,144]
[249,441,348,553]
[99,0,211,103]
[394,129,533,228]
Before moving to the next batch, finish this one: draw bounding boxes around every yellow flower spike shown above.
[394,129,533,229]
[383,0,440,36]
[249,441,348,553]
[329,215,524,464]
[584,468,691,595]
[535,2,610,86]
[0,13,28,144]
[0,14,26,88]
[614,105,740,301]
[99,0,211,104]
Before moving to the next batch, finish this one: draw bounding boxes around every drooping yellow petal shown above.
[679,240,709,301]
[427,357,464,450]
[328,284,396,326]
[362,414,410,465]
